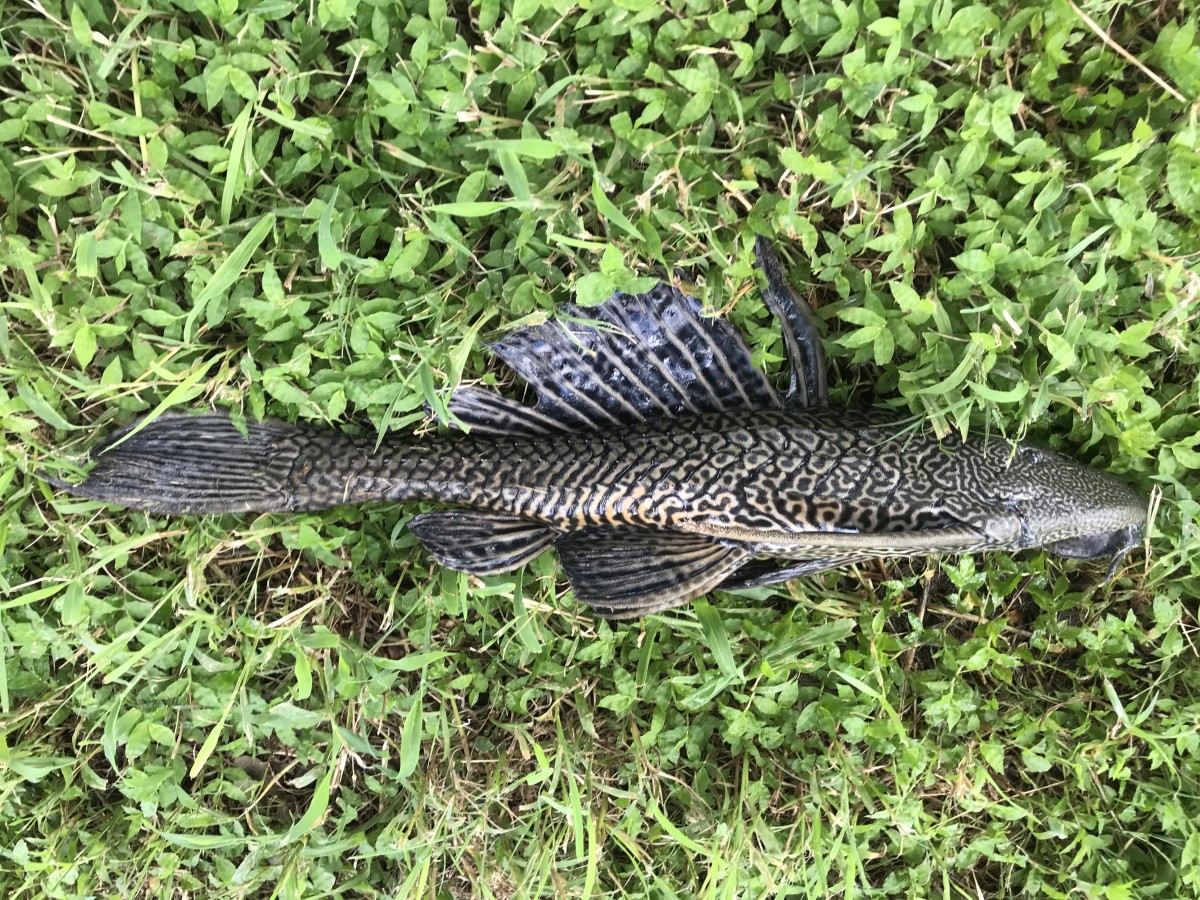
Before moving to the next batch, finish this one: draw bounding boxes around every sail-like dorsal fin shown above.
[753,236,828,408]
[408,509,557,575]
[555,529,750,618]
[441,387,574,436]
[488,283,780,431]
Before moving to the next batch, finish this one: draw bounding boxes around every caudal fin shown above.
[47,414,318,514]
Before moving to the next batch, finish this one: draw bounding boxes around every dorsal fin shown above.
[441,387,569,436]
[486,283,780,431]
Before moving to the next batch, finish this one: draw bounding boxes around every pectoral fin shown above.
[717,558,846,591]
[408,510,557,576]
[753,236,827,408]
[555,529,749,618]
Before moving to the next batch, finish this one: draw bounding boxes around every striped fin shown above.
[408,509,557,575]
[717,558,846,591]
[754,236,827,408]
[556,529,750,618]
[46,414,313,514]
[442,387,569,436]
[487,283,779,431]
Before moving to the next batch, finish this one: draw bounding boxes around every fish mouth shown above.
[1045,523,1144,581]
[1046,522,1144,560]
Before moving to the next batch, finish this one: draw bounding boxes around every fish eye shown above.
[1019,446,1048,466]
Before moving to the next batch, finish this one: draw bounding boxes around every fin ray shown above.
[717,558,845,591]
[754,237,828,408]
[408,510,557,576]
[441,387,570,436]
[556,529,749,618]
[53,414,318,514]
[488,283,779,431]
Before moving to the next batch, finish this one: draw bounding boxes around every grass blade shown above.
[184,214,275,341]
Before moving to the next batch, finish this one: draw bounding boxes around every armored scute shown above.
[52,238,1147,617]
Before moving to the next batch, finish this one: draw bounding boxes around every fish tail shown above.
[48,414,361,515]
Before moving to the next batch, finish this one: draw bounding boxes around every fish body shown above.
[52,238,1147,617]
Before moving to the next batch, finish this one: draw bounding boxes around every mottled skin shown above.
[69,407,1145,573]
[51,238,1148,616]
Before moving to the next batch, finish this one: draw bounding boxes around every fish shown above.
[48,237,1148,618]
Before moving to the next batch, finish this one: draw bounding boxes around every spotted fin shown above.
[754,236,827,408]
[556,529,750,618]
[486,283,780,431]
[408,510,557,576]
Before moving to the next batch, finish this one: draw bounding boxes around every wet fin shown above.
[488,283,779,431]
[555,529,750,618]
[408,510,558,576]
[441,387,571,436]
[753,236,827,408]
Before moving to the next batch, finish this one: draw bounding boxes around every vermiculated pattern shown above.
[55,239,1147,617]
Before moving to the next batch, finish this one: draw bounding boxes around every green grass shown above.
[3,0,1200,896]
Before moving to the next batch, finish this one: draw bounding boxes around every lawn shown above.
[3,0,1200,896]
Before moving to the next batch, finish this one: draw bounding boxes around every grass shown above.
[2,0,1200,896]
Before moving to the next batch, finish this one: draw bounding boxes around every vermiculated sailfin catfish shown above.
[51,238,1147,618]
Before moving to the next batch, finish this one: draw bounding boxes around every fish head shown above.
[983,443,1147,576]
